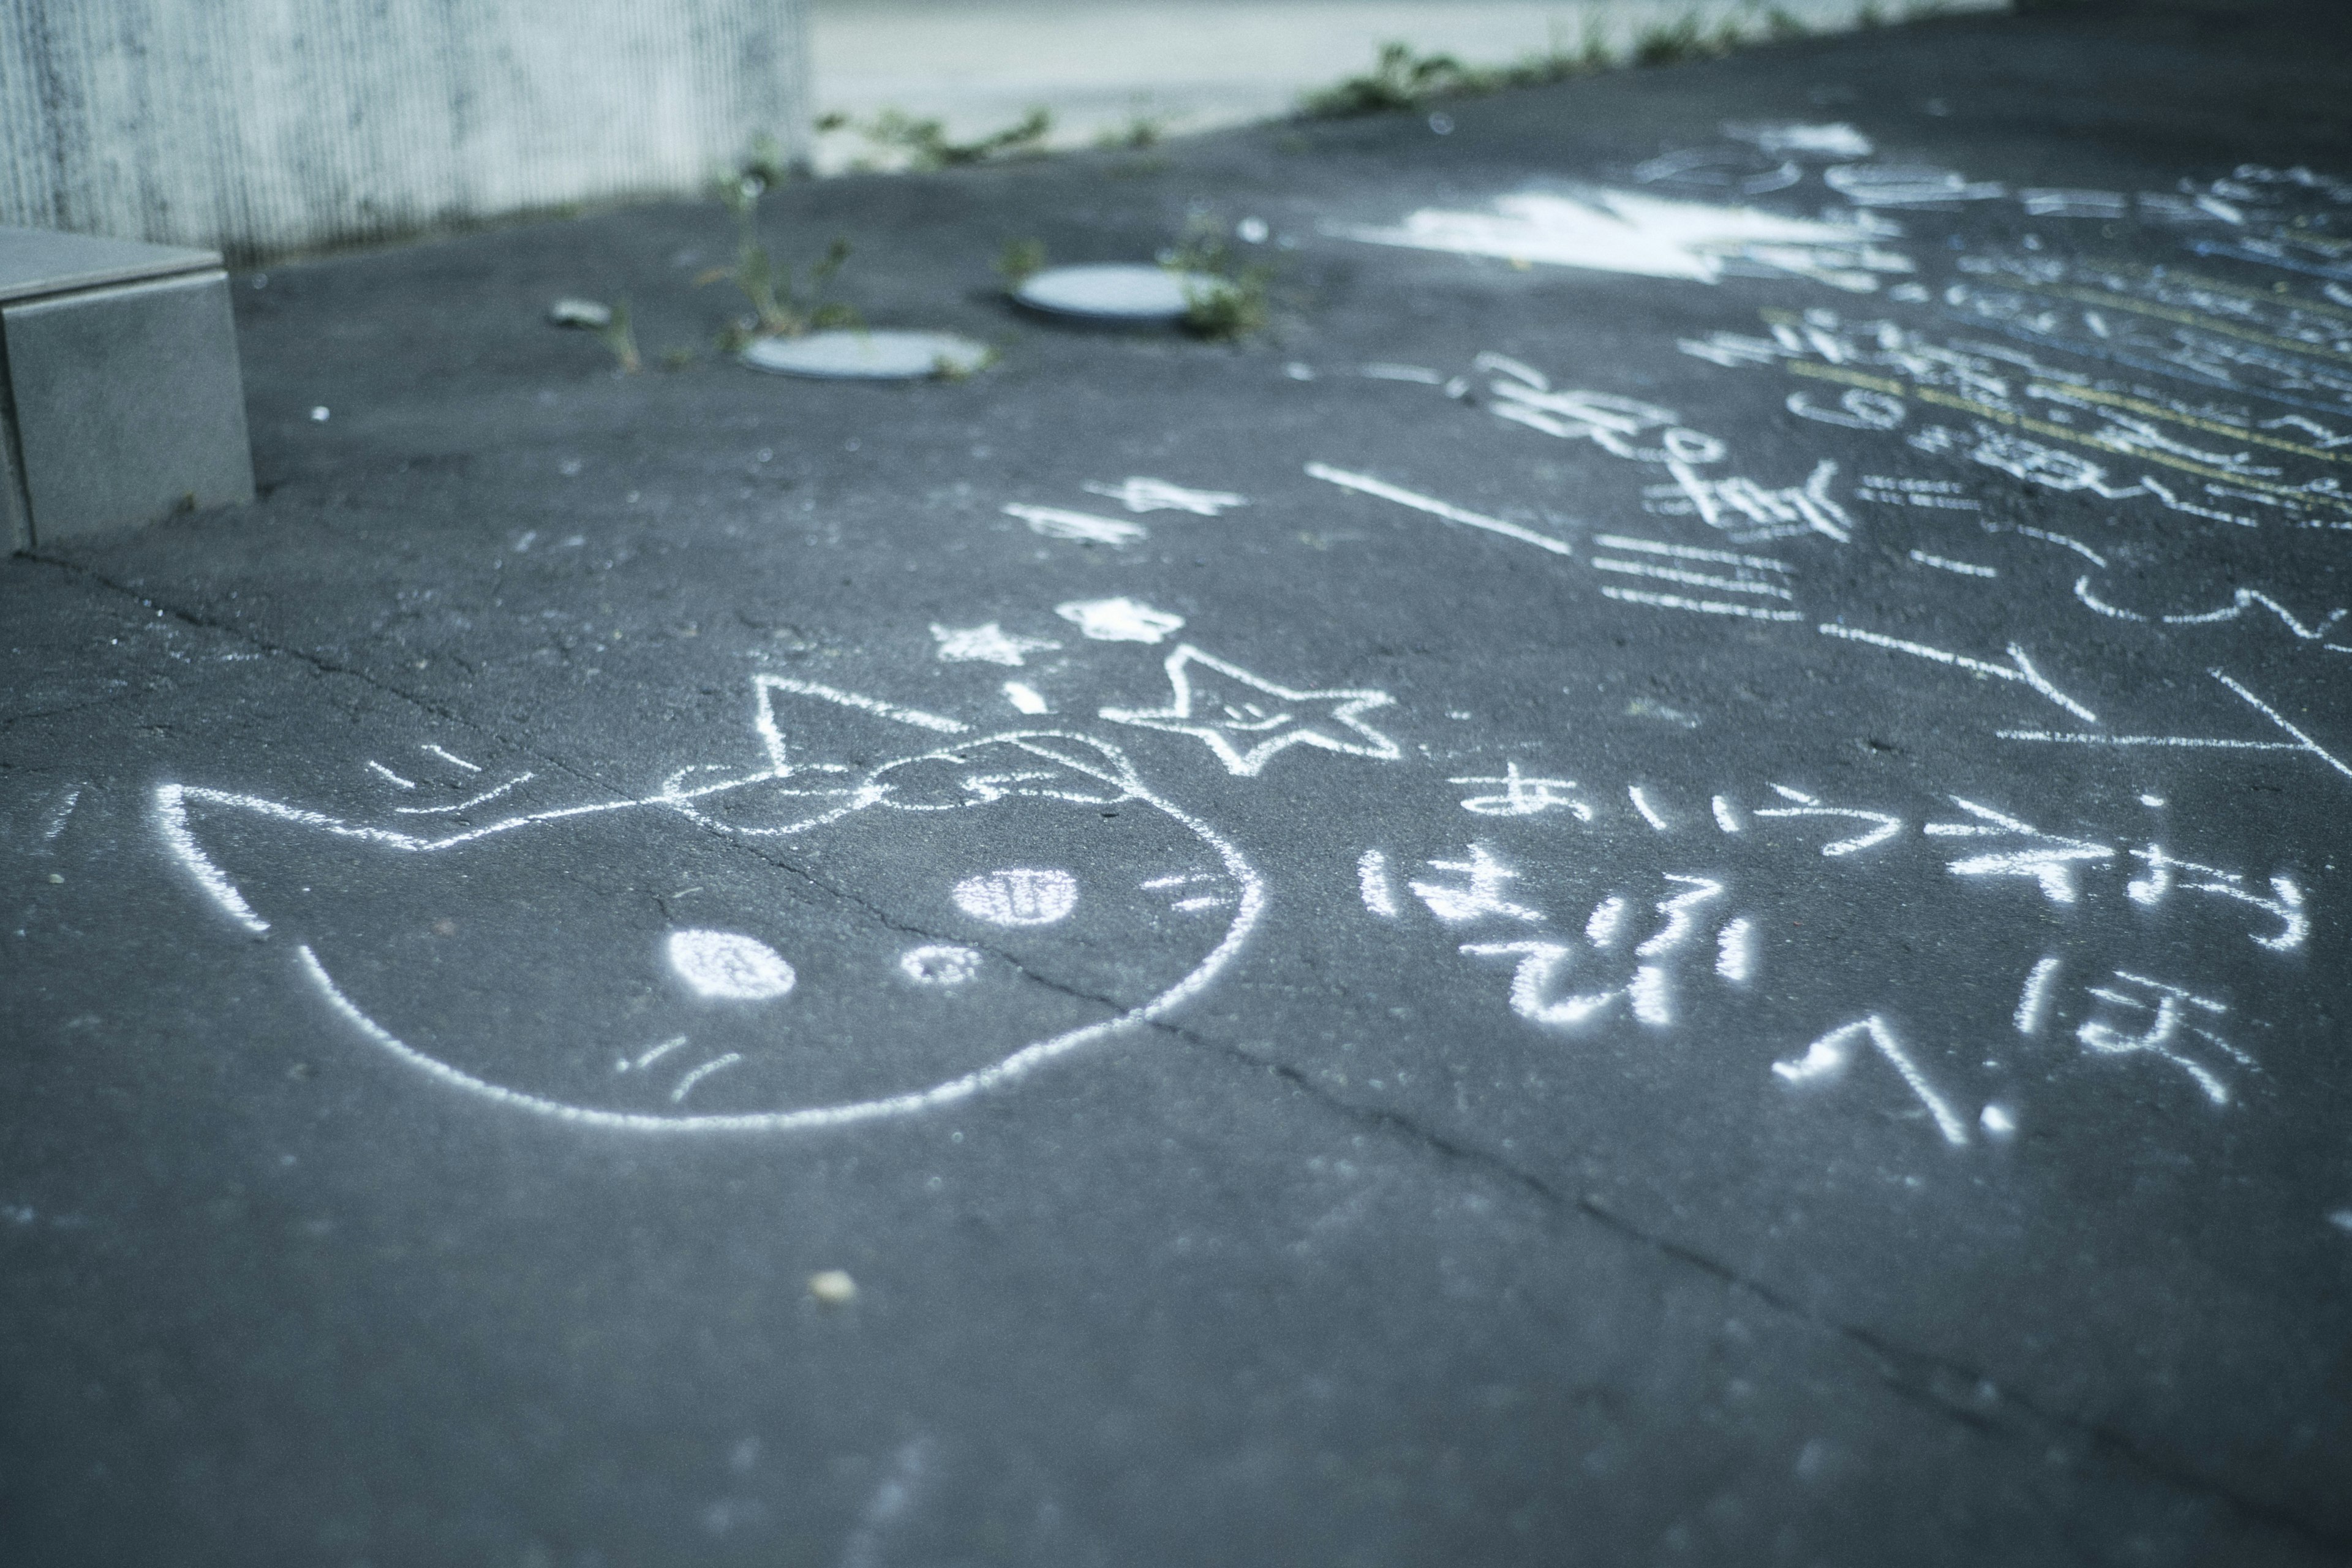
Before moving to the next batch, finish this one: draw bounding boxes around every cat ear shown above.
[750,675,971,774]
[154,783,432,934]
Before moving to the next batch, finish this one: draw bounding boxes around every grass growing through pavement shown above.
[1297,2,1962,118]
[996,238,1049,288]
[596,301,642,374]
[1163,222,1273,342]
[699,138,860,349]
[861,107,1055,172]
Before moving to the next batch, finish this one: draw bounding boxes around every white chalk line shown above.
[2015,957,2062,1035]
[1909,551,1997,578]
[1603,587,1804,622]
[1592,534,1790,573]
[1591,558,1795,601]
[1996,668,2352,779]
[1818,625,2097,722]
[1306,462,1573,557]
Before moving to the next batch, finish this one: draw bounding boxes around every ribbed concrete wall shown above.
[0,0,809,263]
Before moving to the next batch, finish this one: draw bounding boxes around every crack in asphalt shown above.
[1158,1022,2349,1555]
[27,555,2342,1551]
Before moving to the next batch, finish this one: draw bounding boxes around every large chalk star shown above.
[1099,644,1403,777]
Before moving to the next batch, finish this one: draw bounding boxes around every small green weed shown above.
[1764,7,1810,39]
[1632,15,1709,66]
[1094,110,1166,153]
[1295,25,1616,119]
[996,238,1048,288]
[597,300,641,374]
[863,107,1054,172]
[699,153,858,347]
[1164,224,1272,342]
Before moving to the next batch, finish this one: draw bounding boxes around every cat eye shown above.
[666,929,797,1000]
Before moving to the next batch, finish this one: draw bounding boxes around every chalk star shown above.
[1082,477,1249,516]
[931,621,1060,666]
[1099,644,1403,776]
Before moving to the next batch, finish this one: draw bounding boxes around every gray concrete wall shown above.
[0,0,809,263]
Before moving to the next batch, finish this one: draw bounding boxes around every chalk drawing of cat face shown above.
[155,677,1264,1133]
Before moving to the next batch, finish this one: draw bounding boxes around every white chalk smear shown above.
[899,945,981,986]
[41,788,83,840]
[366,761,418,790]
[1715,917,1755,982]
[1585,895,1629,948]
[1773,1015,1969,1147]
[1306,462,1573,557]
[1358,850,1401,918]
[1003,504,1147,546]
[669,930,797,1001]
[1056,597,1184,644]
[1712,796,1741,834]
[1333,187,1909,292]
[932,622,1059,666]
[421,744,481,772]
[952,868,1078,927]
[2015,957,2063,1036]
[1627,786,1669,831]
[1083,478,1246,516]
[1003,681,1050,715]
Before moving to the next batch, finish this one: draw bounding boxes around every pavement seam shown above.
[21,573,2342,1549]
[1158,1021,2350,1553]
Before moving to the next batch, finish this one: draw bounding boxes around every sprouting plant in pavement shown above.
[1163,221,1272,342]
[996,238,1048,288]
[699,139,859,349]
[1094,108,1166,153]
[862,108,1054,173]
[598,300,641,374]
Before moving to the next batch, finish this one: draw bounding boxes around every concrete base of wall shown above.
[0,1,809,264]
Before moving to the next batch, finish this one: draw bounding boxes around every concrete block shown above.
[0,225,254,549]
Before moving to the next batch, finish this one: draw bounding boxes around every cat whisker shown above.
[671,1053,744,1103]
[618,1035,690,1073]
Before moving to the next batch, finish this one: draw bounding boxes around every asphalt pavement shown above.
[6,1,2352,1562]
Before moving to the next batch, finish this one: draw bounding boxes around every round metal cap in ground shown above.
[739,330,992,380]
[1012,264,1227,323]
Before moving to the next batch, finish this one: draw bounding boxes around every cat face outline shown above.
[155,677,1265,1133]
